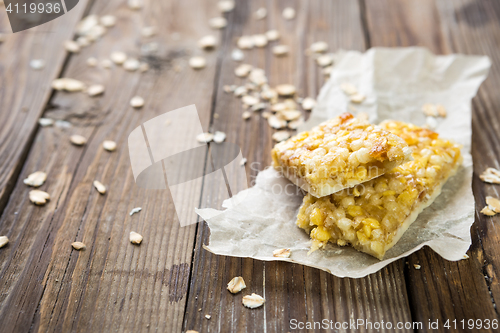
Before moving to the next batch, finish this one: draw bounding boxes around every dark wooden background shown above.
[0,0,499,332]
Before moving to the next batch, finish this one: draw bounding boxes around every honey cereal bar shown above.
[296,121,462,259]
[271,113,412,197]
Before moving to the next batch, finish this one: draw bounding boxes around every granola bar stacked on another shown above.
[272,114,462,259]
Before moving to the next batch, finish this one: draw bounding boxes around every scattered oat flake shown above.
[129,207,142,216]
[30,59,45,70]
[425,116,437,130]
[310,41,328,53]
[29,190,50,205]
[70,134,87,146]
[130,231,143,244]
[288,118,303,130]
[231,48,244,61]
[139,62,149,72]
[414,264,421,270]
[261,111,272,119]
[301,97,316,111]
[234,86,248,97]
[197,132,214,143]
[248,69,267,86]
[350,93,366,104]
[87,84,105,96]
[276,84,296,96]
[205,315,211,320]
[23,171,47,187]
[227,276,246,294]
[242,293,265,309]
[282,7,296,20]
[76,36,90,47]
[254,7,267,20]
[480,168,500,184]
[55,120,72,128]
[213,131,226,143]
[486,196,500,213]
[189,56,206,69]
[240,158,247,166]
[242,111,251,120]
[103,140,117,151]
[272,130,291,142]
[242,95,259,106]
[110,51,127,64]
[38,118,54,127]
[235,64,253,77]
[0,236,8,249]
[128,0,142,10]
[101,59,112,68]
[437,105,447,117]
[237,36,254,50]
[186,331,199,333]
[198,35,217,49]
[272,45,289,56]
[217,0,234,12]
[209,17,227,29]
[253,34,268,48]
[64,40,80,53]
[422,104,438,117]
[72,241,86,250]
[251,103,266,112]
[52,78,86,92]
[93,180,106,194]
[141,26,156,38]
[130,96,145,108]
[340,83,357,95]
[316,54,333,67]
[268,116,287,129]
[481,206,497,216]
[86,57,98,67]
[280,110,301,121]
[100,15,117,27]
[265,29,280,41]
[123,58,140,71]
[273,248,291,258]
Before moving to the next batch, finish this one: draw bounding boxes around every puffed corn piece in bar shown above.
[296,120,462,259]
[271,113,413,198]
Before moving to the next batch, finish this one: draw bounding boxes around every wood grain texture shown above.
[0,0,90,214]
[183,1,413,332]
[0,0,223,332]
[365,0,500,329]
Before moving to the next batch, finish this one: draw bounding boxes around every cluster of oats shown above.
[226,276,265,309]
[480,168,500,216]
[223,62,318,142]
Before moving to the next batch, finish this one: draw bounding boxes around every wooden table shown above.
[0,0,499,332]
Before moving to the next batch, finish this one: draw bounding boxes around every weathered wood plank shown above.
[0,0,223,332]
[0,0,90,214]
[184,1,414,332]
[365,0,500,329]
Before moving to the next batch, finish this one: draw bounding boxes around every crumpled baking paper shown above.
[196,47,491,278]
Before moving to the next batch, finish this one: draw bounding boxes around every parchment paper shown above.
[196,47,491,278]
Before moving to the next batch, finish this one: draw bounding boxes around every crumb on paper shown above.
[272,248,291,258]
